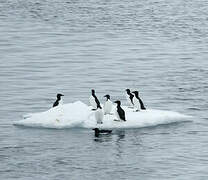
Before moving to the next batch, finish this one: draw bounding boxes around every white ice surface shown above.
[14,101,191,129]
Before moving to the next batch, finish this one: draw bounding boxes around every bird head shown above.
[132,91,139,96]
[91,89,95,95]
[126,89,131,94]
[104,94,110,100]
[57,93,64,98]
[92,128,99,133]
[114,100,121,106]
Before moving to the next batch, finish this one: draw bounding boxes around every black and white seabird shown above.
[103,94,113,115]
[89,89,101,110]
[125,89,134,108]
[92,128,112,137]
[114,100,126,121]
[53,94,64,107]
[95,104,104,124]
[132,91,146,111]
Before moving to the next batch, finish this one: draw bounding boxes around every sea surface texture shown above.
[0,0,208,179]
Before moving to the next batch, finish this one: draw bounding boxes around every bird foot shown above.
[97,122,103,124]
[128,107,134,109]
[105,113,113,115]
[133,110,140,112]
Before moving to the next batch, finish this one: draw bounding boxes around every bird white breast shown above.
[133,97,140,110]
[126,94,133,106]
[95,108,104,124]
[89,95,97,109]
[59,99,63,106]
[104,100,113,114]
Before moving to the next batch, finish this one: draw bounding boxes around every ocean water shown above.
[0,0,208,179]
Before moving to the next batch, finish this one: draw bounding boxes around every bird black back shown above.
[118,106,126,121]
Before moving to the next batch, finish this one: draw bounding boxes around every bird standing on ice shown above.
[103,94,113,115]
[125,89,134,108]
[53,94,64,107]
[95,104,104,124]
[132,91,146,111]
[114,100,126,121]
[89,89,101,110]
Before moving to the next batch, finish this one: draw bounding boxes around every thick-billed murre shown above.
[132,91,146,111]
[114,100,126,121]
[103,94,113,115]
[125,89,134,108]
[92,128,112,137]
[89,89,101,110]
[53,94,64,107]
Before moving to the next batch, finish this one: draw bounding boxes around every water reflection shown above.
[115,130,125,158]
[94,134,113,143]
[115,130,125,142]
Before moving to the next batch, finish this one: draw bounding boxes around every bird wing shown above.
[94,96,101,107]
[119,107,126,121]
[130,93,134,105]
[139,97,146,110]
[53,100,58,107]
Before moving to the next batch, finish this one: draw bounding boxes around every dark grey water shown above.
[0,0,208,179]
